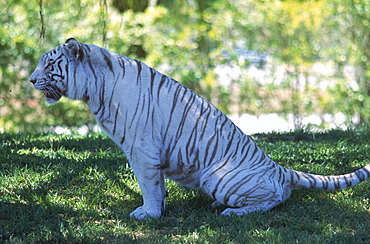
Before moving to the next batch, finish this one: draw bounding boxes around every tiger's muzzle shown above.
[30,79,64,103]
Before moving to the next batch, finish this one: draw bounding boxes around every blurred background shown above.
[2,0,370,134]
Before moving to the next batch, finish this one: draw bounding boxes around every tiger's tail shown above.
[291,163,370,190]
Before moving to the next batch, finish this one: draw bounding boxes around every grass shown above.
[0,130,369,243]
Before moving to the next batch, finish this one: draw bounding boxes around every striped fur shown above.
[30,38,370,219]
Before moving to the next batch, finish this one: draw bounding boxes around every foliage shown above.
[325,0,370,124]
[0,130,369,242]
[2,0,370,132]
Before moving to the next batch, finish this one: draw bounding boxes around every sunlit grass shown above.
[1,130,369,243]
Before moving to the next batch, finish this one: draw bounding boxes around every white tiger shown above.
[30,38,370,220]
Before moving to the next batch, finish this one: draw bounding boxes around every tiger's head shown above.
[30,38,87,104]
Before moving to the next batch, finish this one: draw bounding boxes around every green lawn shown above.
[0,130,369,243]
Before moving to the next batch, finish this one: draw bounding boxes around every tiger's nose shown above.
[30,79,36,84]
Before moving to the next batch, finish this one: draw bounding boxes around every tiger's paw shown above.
[221,206,266,216]
[211,201,224,208]
[129,206,162,220]
[221,207,248,216]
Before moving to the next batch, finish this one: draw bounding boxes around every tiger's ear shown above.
[63,38,84,62]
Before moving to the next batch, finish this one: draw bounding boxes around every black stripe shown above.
[223,128,237,157]
[344,175,353,188]
[355,170,366,182]
[135,60,142,84]
[157,75,167,98]
[278,167,285,185]
[162,86,183,142]
[303,174,317,189]
[108,57,125,110]
[241,141,253,158]
[333,177,341,189]
[150,68,156,89]
[321,176,329,190]
[173,92,196,144]
[291,171,299,186]
[129,90,142,129]
[210,154,234,199]
[204,134,218,165]
[112,103,120,135]
[248,146,260,167]
[98,77,106,121]
[223,170,257,204]
[102,50,114,72]
[64,62,69,91]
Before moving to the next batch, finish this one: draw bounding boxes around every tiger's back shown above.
[81,46,280,188]
[30,38,370,219]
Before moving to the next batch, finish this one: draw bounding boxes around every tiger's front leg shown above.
[129,157,167,220]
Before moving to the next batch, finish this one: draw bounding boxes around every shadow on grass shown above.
[1,173,370,243]
[0,138,142,243]
[2,193,370,243]
[274,189,370,242]
[1,132,370,243]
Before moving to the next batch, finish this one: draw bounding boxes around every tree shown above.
[325,0,370,125]
[2,0,370,133]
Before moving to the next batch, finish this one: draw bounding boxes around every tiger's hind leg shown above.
[201,166,288,216]
[220,197,281,216]
[218,187,284,216]
[210,200,224,208]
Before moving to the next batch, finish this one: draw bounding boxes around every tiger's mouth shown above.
[41,85,64,103]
